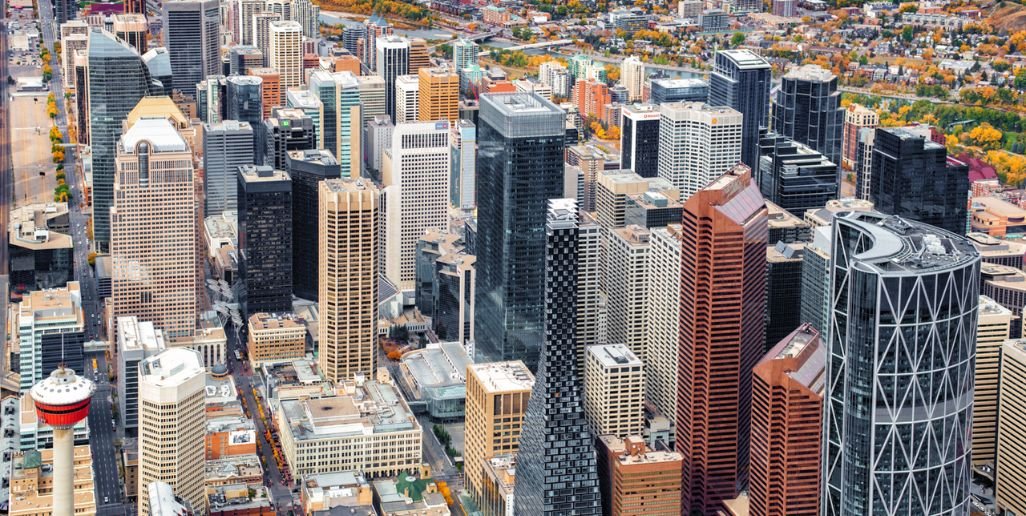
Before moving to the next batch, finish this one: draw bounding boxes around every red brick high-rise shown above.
[749,323,825,516]
[677,164,768,515]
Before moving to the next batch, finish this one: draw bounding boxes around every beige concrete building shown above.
[276,380,423,476]
[112,13,148,53]
[269,21,303,94]
[464,361,534,503]
[318,178,379,383]
[9,445,96,516]
[382,121,450,292]
[247,312,307,367]
[606,225,651,362]
[975,296,1013,468]
[646,224,682,444]
[584,344,645,439]
[137,348,207,514]
[418,67,459,123]
[110,118,197,343]
[595,171,649,231]
[998,339,1026,514]
[395,74,419,124]
[576,213,604,378]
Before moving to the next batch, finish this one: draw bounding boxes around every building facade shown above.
[163,0,220,97]
[708,50,771,171]
[238,165,293,316]
[771,64,843,169]
[658,102,742,200]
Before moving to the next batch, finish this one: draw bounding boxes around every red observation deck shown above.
[30,367,96,429]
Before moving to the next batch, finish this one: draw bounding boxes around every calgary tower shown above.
[30,367,95,516]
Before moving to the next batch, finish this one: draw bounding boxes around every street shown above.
[83,351,128,515]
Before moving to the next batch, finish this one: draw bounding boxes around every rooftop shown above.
[650,77,709,88]
[588,344,642,368]
[718,49,771,69]
[239,164,291,183]
[783,63,836,82]
[249,312,305,331]
[979,295,1012,316]
[967,232,1026,257]
[288,148,338,166]
[400,342,472,391]
[469,361,534,394]
[838,211,979,274]
[598,435,683,466]
[119,118,187,154]
[139,348,204,388]
[547,198,579,230]
[323,177,377,194]
[117,316,166,354]
[19,281,82,321]
[279,381,418,440]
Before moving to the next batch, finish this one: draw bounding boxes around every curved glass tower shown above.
[822,211,980,516]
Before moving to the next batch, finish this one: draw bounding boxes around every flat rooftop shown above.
[588,344,642,368]
[469,361,534,394]
[120,118,187,154]
[279,381,418,440]
[838,211,979,274]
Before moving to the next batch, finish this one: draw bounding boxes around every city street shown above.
[83,351,128,515]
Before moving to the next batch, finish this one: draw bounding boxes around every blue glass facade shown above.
[473,93,566,370]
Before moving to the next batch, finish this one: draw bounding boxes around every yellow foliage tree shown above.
[987,150,1026,185]
[968,122,1003,150]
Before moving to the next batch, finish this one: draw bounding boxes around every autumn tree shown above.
[968,122,1003,150]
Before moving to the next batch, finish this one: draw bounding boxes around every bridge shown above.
[465,30,500,42]
[479,38,574,56]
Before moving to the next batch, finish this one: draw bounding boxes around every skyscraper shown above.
[451,119,476,210]
[308,70,362,176]
[657,101,742,199]
[137,348,206,515]
[269,21,303,94]
[464,361,534,505]
[997,340,1026,515]
[475,93,565,369]
[318,178,379,383]
[235,0,264,46]
[376,36,410,120]
[382,121,450,292]
[620,103,661,178]
[709,49,771,171]
[228,45,264,75]
[513,199,602,515]
[620,55,644,102]
[583,344,645,439]
[286,149,341,301]
[606,225,650,362]
[419,67,460,123]
[238,166,293,316]
[749,323,824,516]
[646,224,681,445]
[677,165,767,514]
[771,64,843,168]
[264,108,316,170]
[973,296,1012,468]
[112,13,149,54]
[841,103,878,169]
[822,212,980,516]
[225,75,265,162]
[870,127,970,235]
[202,120,254,217]
[452,38,479,81]
[247,67,281,115]
[87,29,154,250]
[252,12,282,66]
[163,0,220,98]
[757,132,838,216]
[116,316,166,432]
[394,74,419,123]
[110,118,197,342]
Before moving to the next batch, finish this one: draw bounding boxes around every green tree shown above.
[730,32,745,47]
[1015,69,1026,90]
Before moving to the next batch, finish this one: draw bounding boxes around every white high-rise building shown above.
[269,20,303,92]
[252,11,281,65]
[395,74,419,124]
[235,0,263,45]
[116,316,166,432]
[357,75,387,124]
[657,101,742,200]
[577,214,604,377]
[974,296,1012,468]
[645,224,682,443]
[606,225,651,363]
[450,119,476,211]
[137,348,206,515]
[382,121,451,292]
[584,344,645,439]
[621,55,644,102]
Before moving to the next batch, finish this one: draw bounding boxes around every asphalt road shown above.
[30,0,120,512]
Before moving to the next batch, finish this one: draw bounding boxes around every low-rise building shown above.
[372,467,450,516]
[276,380,423,477]
[247,312,307,367]
[478,455,516,516]
[301,471,376,514]
[398,342,471,420]
[261,358,335,404]
[8,203,73,290]
[9,446,96,516]
[205,416,258,460]
[972,196,1026,238]
[205,454,264,488]
[595,436,683,516]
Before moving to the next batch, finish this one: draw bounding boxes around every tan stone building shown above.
[318,178,379,383]
[137,348,207,514]
[418,67,459,123]
[974,296,1012,468]
[463,361,534,504]
[998,339,1026,514]
[247,312,307,367]
[9,445,96,516]
[584,344,645,439]
[110,118,197,343]
[596,435,683,516]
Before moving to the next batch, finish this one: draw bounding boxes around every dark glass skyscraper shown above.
[870,127,969,235]
[238,166,293,316]
[87,29,154,250]
[513,199,601,515]
[474,92,566,370]
[758,131,839,217]
[264,108,316,169]
[772,64,843,169]
[285,150,342,301]
[709,49,771,172]
[227,75,266,163]
[163,0,220,98]
[822,212,979,516]
[620,104,661,178]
